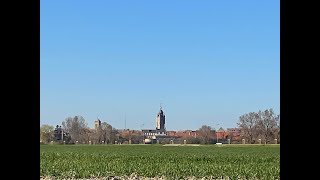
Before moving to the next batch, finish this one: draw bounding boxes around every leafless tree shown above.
[83,128,95,144]
[121,130,133,142]
[111,128,120,144]
[198,125,214,144]
[40,124,54,143]
[92,128,101,144]
[126,130,143,144]
[275,114,280,143]
[91,122,115,144]
[62,116,88,143]
[258,109,277,144]
[237,112,259,144]
[101,122,114,144]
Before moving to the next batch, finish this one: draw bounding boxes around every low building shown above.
[167,130,198,138]
[142,129,166,139]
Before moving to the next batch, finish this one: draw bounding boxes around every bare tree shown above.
[62,116,88,143]
[120,130,133,143]
[237,112,259,144]
[129,130,143,144]
[275,114,280,143]
[111,128,119,144]
[258,109,277,144]
[101,122,114,144]
[92,122,103,144]
[92,128,101,144]
[91,122,115,144]
[84,128,95,144]
[198,125,214,144]
[118,130,141,144]
[40,124,54,143]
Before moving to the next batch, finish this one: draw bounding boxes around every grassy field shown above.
[40,144,280,179]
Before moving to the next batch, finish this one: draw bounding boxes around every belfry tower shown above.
[156,105,165,130]
[94,119,101,131]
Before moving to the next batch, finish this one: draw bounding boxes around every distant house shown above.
[216,127,226,140]
[214,127,241,142]
[53,125,69,142]
[226,128,241,141]
[167,130,198,138]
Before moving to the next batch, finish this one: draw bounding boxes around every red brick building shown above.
[162,128,241,143]
[167,130,198,137]
[216,128,241,141]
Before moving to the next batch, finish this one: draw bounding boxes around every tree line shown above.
[40,116,118,144]
[40,108,279,144]
[237,108,280,144]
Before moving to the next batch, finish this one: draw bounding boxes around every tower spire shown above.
[156,104,165,130]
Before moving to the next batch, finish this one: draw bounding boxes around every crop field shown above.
[40,144,280,179]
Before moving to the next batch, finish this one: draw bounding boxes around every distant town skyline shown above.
[40,1,280,130]
[40,106,279,131]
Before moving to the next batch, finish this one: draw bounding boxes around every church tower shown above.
[94,119,101,131]
[156,106,165,130]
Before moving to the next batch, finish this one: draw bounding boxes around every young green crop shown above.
[40,145,280,179]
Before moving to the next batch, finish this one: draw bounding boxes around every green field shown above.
[40,144,280,179]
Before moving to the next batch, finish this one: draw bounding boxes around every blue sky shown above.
[40,0,279,131]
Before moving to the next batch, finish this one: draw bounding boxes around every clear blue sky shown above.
[40,0,279,131]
